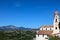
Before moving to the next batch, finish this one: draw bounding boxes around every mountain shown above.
[0,25,17,30]
[18,27,32,30]
[0,25,39,30]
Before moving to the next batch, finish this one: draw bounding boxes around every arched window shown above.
[42,28,43,30]
[50,28,51,30]
[56,19,57,22]
[38,34,39,37]
[46,28,47,30]
[42,34,44,37]
[55,27,57,30]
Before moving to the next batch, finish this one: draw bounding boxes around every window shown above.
[45,38,48,39]
[56,19,57,22]
[50,28,51,30]
[55,27,57,30]
[38,34,39,37]
[46,28,47,30]
[42,28,43,30]
[42,34,44,37]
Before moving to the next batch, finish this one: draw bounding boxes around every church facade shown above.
[36,10,60,40]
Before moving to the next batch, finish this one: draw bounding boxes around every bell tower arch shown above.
[53,10,59,34]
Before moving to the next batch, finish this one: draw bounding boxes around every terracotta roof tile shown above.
[37,30,53,36]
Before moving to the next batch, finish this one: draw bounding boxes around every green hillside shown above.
[0,30,36,40]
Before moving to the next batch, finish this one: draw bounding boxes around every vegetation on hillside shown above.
[0,30,36,40]
[59,22,60,29]
[49,36,60,40]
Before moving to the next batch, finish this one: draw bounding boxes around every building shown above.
[36,10,60,40]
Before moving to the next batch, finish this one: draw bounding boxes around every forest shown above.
[0,30,36,40]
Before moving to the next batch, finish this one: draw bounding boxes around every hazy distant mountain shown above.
[0,25,39,30]
[0,25,17,30]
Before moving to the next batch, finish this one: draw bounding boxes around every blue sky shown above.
[0,0,60,28]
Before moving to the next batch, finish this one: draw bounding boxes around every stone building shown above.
[36,10,60,40]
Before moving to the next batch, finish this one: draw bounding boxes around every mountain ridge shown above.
[0,25,39,30]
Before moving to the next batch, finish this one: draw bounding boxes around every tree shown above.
[59,22,60,29]
[49,36,60,40]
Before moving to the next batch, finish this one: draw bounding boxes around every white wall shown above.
[43,28,46,30]
[40,28,53,31]
[47,28,50,30]
[40,28,42,30]
[36,34,48,40]
[51,28,53,30]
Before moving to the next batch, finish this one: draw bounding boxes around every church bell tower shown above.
[53,10,59,34]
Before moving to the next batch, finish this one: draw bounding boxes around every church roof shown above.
[37,30,53,36]
[54,32,60,34]
[40,26,53,28]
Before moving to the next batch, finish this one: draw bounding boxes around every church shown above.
[35,10,60,40]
